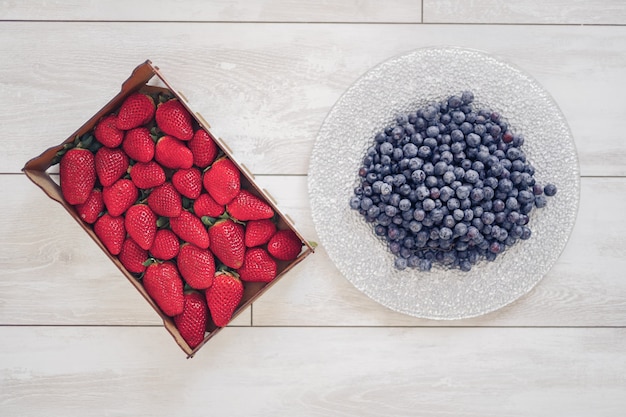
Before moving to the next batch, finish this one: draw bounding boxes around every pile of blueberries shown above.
[350,91,557,272]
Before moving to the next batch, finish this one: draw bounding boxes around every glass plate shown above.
[308,47,580,320]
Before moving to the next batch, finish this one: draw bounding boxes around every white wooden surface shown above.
[1,2,625,416]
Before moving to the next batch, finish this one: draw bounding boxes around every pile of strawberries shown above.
[56,90,303,349]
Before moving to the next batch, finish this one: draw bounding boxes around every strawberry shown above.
[205,271,243,327]
[177,243,215,290]
[95,147,129,187]
[75,188,104,224]
[172,167,202,199]
[129,161,166,189]
[118,237,148,274]
[208,219,245,269]
[143,262,184,316]
[102,178,138,217]
[170,211,210,249]
[155,136,193,169]
[116,93,155,130]
[122,127,155,163]
[124,204,157,250]
[193,193,224,218]
[155,99,194,141]
[60,148,96,205]
[94,213,125,255]
[150,229,180,261]
[188,129,218,168]
[226,190,274,221]
[267,229,302,261]
[237,247,277,283]
[174,291,208,349]
[94,114,124,148]
[203,158,240,205]
[244,219,276,247]
[147,182,182,217]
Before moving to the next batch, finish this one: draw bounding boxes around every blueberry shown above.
[454,222,468,236]
[535,195,548,208]
[447,198,461,211]
[451,129,464,142]
[423,198,436,211]
[482,212,495,225]
[451,111,466,124]
[544,183,557,197]
[466,133,482,148]
[520,226,532,240]
[418,146,432,159]
[417,258,432,271]
[455,185,471,200]
[349,196,361,210]
[394,257,408,270]
[379,141,393,155]
[461,91,474,104]
[422,105,438,121]
[380,183,393,196]
[413,209,426,222]
[403,143,419,158]
[399,199,412,211]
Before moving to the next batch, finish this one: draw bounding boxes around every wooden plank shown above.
[424,0,626,24]
[3,174,626,327]
[0,0,421,23]
[2,22,625,176]
[253,176,626,326]
[0,173,250,326]
[1,326,625,416]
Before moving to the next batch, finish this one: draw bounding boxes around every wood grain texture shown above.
[3,174,626,327]
[254,176,626,326]
[0,0,421,22]
[1,326,625,417]
[424,0,626,24]
[0,174,250,326]
[2,23,626,175]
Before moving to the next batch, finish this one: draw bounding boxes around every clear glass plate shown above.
[308,47,580,320]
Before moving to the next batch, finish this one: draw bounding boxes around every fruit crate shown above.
[22,60,315,358]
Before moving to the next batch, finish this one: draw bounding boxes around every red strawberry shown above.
[94,213,125,255]
[244,219,276,247]
[205,272,243,327]
[150,229,180,261]
[172,167,202,199]
[193,193,224,218]
[155,99,194,141]
[188,129,218,168]
[125,204,157,250]
[267,229,302,261]
[118,237,148,274]
[116,93,155,130]
[94,114,124,148]
[102,178,138,217]
[75,188,104,224]
[203,158,240,205]
[226,190,274,221]
[174,291,209,349]
[237,247,277,283]
[129,161,166,189]
[143,262,184,316]
[208,219,245,269]
[122,127,155,163]
[170,211,210,250]
[95,147,129,187]
[60,148,96,205]
[147,182,182,217]
[177,244,215,290]
[155,136,193,169]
